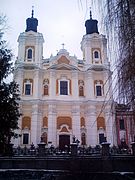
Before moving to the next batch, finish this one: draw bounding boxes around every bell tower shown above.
[16,8,44,67]
[81,11,108,67]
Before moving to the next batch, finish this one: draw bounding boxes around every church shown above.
[13,10,116,150]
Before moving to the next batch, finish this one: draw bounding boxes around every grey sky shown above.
[1,0,101,60]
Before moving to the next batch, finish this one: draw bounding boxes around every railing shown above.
[11,143,133,157]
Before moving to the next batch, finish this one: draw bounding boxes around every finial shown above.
[61,43,65,49]
[31,6,34,18]
[90,7,92,19]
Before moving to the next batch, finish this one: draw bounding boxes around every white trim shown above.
[24,81,32,95]
[25,47,34,62]
[93,50,100,63]
[58,79,70,95]
[22,129,30,145]
[95,81,103,97]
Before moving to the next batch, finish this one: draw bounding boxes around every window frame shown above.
[93,50,100,63]
[96,85,102,96]
[59,80,69,95]
[94,51,99,58]
[99,133,105,144]
[119,119,125,130]
[23,133,29,145]
[26,47,33,62]
[24,80,32,95]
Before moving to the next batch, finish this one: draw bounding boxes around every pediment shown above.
[48,63,78,70]
[57,56,70,64]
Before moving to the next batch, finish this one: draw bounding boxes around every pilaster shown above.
[49,71,56,98]
[85,71,94,99]
[71,72,78,98]
[72,105,81,142]
[86,105,97,146]
[31,104,38,145]
[105,109,113,145]
[48,104,57,146]
[33,70,40,99]
[14,70,24,95]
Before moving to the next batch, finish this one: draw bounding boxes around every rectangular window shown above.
[96,85,102,96]
[119,119,125,130]
[60,81,68,95]
[25,84,31,95]
[99,133,105,144]
[23,133,29,144]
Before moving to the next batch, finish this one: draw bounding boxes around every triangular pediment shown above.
[57,56,70,64]
[48,63,78,70]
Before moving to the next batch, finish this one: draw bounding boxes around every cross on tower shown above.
[90,7,92,19]
[61,43,65,49]
[32,6,34,18]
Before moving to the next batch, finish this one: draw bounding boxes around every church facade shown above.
[13,10,116,150]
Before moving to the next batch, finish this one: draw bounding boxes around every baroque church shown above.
[13,10,116,150]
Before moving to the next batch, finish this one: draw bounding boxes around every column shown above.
[85,72,94,99]
[85,46,92,64]
[49,71,56,98]
[71,72,78,99]
[86,105,97,146]
[48,104,57,146]
[33,70,39,99]
[37,106,42,144]
[104,72,113,100]
[18,40,25,61]
[72,105,81,142]
[105,107,114,145]
[31,104,40,145]
[14,70,24,96]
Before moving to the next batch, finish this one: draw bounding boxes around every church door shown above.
[59,135,70,151]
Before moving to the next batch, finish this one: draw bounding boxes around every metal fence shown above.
[11,143,133,157]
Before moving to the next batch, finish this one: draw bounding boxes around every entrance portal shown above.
[59,135,70,151]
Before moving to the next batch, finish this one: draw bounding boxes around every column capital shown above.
[72,105,80,114]
[48,104,57,114]
[71,71,78,78]
[32,104,42,114]
[50,70,56,77]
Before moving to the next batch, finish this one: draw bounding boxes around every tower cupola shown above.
[25,8,38,32]
[85,10,99,34]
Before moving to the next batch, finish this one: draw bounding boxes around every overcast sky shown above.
[1,0,102,60]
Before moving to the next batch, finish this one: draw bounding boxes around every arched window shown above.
[27,49,32,59]
[81,133,86,145]
[92,49,101,63]
[79,86,84,96]
[25,47,34,62]
[94,51,99,58]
